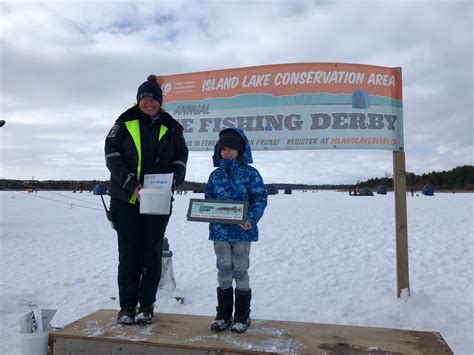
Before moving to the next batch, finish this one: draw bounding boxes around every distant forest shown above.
[0,165,473,192]
[357,165,474,191]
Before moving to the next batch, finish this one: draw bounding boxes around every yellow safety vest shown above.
[124,119,168,203]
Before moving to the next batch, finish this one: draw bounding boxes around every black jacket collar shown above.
[118,105,182,131]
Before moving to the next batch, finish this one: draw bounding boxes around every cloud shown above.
[0,0,472,182]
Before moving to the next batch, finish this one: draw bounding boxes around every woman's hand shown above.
[134,184,142,200]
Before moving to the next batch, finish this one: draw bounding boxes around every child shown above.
[205,128,268,333]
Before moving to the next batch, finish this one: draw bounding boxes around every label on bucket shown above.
[143,173,173,190]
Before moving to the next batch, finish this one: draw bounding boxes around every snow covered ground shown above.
[0,189,472,354]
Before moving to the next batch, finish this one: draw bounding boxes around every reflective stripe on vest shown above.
[124,120,169,204]
[159,125,168,141]
[125,120,141,204]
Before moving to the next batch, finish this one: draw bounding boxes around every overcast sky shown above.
[0,0,472,184]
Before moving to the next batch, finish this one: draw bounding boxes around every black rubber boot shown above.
[210,287,233,332]
[231,288,251,333]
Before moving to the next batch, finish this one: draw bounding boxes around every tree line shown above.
[0,165,472,192]
[357,165,474,191]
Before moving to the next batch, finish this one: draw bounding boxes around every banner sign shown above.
[158,62,403,151]
[187,199,249,224]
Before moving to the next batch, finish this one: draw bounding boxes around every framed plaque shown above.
[187,199,248,224]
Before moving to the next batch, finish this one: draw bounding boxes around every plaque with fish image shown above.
[187,199,248,224]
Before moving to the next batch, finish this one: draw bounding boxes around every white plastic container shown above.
[140,188,172,215]
[19,331,50,355]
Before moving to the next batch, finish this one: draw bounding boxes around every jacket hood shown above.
[212,128,253,167]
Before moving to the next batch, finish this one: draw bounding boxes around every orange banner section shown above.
[158,63,402,102]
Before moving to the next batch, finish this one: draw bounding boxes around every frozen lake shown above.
[0,190,472,354]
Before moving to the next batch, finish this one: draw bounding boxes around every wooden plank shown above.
[393,150,410,297]
[50,309,453,354]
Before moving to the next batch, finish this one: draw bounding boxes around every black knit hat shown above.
[136,75,163,104]
[217,130,245,154]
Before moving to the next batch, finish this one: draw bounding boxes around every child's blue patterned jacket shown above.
[205,128,268,242]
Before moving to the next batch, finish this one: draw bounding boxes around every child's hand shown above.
[240,221,252,231]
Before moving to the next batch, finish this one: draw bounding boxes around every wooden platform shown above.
[49,309,452,354]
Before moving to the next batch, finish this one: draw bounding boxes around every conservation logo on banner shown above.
[158,62,403,151]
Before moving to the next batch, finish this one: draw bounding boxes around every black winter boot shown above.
[231,288,251,333]
[135,304,154,325]
[210,287,233,332]
[117,306,135,325]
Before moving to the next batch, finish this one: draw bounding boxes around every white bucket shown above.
[19,331,50,355]
[140,188,172,215]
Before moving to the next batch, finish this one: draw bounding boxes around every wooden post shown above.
[393,151,410,297]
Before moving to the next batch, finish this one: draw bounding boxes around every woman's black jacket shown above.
[105,105,188,202]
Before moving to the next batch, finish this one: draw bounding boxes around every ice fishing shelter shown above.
[352,89,369,109]
[377,186,387,195]
[266,184,278,195]
[422,185,434,196]
[93,183,108,195]
[284,186,292,194]
[358,188,374,196]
